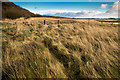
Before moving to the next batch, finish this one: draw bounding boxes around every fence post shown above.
[44,20,46,25]
[58,20,60,25]
[58,20,60,27]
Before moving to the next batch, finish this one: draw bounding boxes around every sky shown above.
[10,1,120,18]
[8,0,119,2]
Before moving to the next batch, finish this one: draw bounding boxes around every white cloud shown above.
[32,1,119,18]
[106,1,120,13]
[105,1,120,18]
[101,4,108,8]
[43,10,107,18]
[33,10,81,15]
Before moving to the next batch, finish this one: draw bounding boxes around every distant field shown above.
[4,17,119,23]
[4,17,99,21]
[1,18,120,79]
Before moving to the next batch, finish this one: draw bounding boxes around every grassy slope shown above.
[2,2,41,19]
[2,19,120,79]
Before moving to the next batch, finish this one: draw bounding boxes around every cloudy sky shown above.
[12,1,120,18]
[9,0,119,2]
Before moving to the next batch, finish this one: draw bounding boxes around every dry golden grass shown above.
[1,18,120,79]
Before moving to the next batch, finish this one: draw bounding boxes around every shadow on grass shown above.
[43,37,86,79]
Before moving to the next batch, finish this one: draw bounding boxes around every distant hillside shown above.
[2,2,42,19]
[2,1,69,19]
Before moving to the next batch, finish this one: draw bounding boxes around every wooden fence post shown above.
[44,20,46,25]
[58,20,60,27]
[58,20,60,25]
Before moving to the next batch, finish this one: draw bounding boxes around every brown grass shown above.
[2,18,120,79]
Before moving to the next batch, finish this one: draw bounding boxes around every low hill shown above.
[2,2,42,19]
